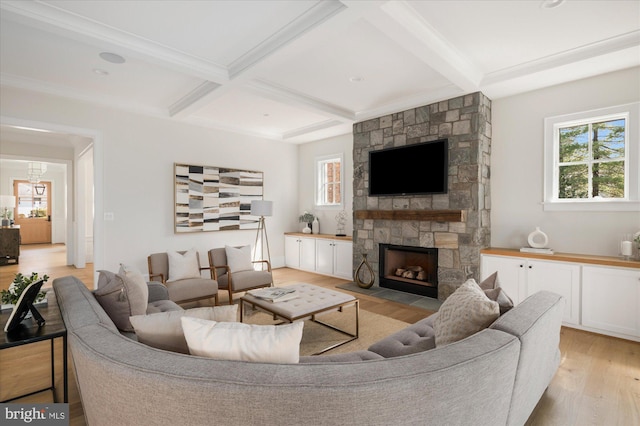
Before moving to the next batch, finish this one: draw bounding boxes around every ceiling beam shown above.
[482,30,640,86]
[228,0,347,79]
[366,0,483,93]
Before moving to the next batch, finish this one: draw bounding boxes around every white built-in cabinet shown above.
[481,249,640,341]
[285,234,353,280]
[284,235,316,271]
[481,255,580,325]
[582,265,640,338]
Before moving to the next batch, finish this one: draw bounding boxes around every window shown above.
[316,155,343,207]
[544,102,639,211]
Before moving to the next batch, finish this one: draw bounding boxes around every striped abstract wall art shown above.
[174,163,263,232]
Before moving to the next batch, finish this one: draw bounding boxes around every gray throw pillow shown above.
[94,269,148,332]
[434,279,500,347]
[478,272,514,314]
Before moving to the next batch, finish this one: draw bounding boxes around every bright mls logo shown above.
[1,404,68,425]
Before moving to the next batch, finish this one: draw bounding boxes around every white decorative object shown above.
[527,227,549,249]
[621,234,633,259]
[302,224,311,233]
[312,217,319,234]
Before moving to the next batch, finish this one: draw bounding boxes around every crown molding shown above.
[354,85,464,123]
[228,0,347,79]
[1,73,167,118]
[0,0,229,83]
[282,119,345,140]
[246,79,355,121]
[482,30,640,86]
[168,81,221,117]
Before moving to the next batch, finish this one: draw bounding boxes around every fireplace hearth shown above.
[379,244,438,298]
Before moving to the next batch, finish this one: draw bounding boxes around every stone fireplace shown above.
[352,92,491,301]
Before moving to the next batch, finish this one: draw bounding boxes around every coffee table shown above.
[240,283,359,355]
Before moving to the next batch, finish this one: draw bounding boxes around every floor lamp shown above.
[251,200,273,268]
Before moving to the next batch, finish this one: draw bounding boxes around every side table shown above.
[0,226,20,265]
[0,291,67,403]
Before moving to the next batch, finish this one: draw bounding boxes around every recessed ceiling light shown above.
[349,76,364,83]
[93,68,109,76]
[541,0,565,9]
[99,52,126,64]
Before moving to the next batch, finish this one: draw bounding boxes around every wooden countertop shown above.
[482,247,640,269]
[285,232,352,242]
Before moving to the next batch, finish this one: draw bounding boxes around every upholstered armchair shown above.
[208,246,273,304]
[148,250,219,305]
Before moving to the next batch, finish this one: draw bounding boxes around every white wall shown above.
[297,133,353,236]
[491,67,640,256]
[0,87,298,275]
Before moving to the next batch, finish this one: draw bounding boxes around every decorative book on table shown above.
[247,288,298,303]
[519,247,554,254]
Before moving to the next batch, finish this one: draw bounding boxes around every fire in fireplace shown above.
[378,244,438,298]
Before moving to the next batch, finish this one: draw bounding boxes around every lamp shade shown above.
[251,200,273,217]
[0,195,16,209]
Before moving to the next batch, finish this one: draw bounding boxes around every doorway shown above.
[13,180,52,244]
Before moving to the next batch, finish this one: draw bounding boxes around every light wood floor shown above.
[1,244,638,425]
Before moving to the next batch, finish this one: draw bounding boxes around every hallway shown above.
[0,244,93,292]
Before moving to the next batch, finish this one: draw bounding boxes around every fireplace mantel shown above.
[355,210,465,222]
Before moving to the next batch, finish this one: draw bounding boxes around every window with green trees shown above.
[557,117,626,199]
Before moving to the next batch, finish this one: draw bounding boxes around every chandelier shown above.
[27,162,47,195]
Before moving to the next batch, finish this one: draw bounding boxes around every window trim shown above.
[543,102,639,212]
[315,153,344,209]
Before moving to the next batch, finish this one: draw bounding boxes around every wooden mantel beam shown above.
[355,210,465,222]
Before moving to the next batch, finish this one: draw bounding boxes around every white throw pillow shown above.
[130,305,238,354]
[167,249,200,282]
[181,316,304,363]
[225,245,253,272]
[434,279,500,347]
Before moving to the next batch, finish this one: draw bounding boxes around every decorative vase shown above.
[312,218,319,234]
[527,227,549,249]
[354,253,375,289]
[302,223,312,234]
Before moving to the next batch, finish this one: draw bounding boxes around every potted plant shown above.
[298,211,315,233]
[1,272,49,307]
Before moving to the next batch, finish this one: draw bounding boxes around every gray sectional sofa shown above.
[53,275,564,426]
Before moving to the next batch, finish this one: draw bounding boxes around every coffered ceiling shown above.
[1,0,638,143]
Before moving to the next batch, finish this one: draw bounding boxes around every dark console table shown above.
[0,290,67,403]
[0,226,20,265]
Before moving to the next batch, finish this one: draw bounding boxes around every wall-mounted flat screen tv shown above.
[369,139,448,196]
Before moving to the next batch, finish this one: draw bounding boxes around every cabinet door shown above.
[582,266,640,337]
[334,241,353,280]
[527,260,581,325]
[481,255,526,304]
[284,236,300,269]
[299,237,316,271]
[315,239,334,276]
